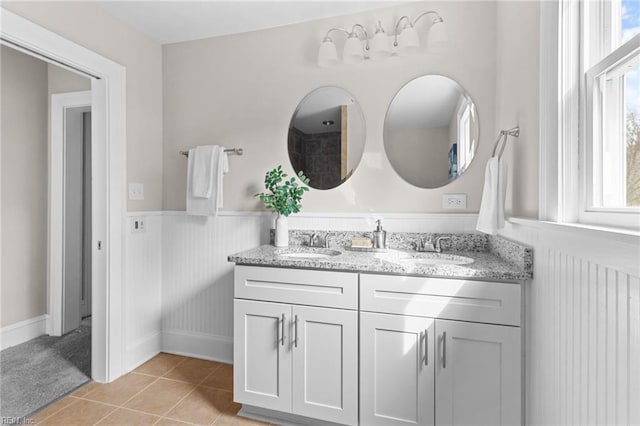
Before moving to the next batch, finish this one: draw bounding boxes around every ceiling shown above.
[97,1,400,45]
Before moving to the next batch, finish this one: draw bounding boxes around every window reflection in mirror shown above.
[288,87,366,190]
[384,75,479,188]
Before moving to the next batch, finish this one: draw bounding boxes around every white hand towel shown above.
[191,145,215,198]
[476,156,507,235]
[187,145,227,216]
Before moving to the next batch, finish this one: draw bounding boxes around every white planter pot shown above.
[274,214,289,247]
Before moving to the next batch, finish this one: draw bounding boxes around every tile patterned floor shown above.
[30,353,272,425]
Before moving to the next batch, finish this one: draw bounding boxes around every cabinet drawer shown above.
[360,274,521,326]
[235,266,358,309]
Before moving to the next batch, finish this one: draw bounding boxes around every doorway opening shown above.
[0,47,94,419]
[49,91,93,338]
[1,7,127,387]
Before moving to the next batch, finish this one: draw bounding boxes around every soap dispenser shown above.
[372,219,387,249]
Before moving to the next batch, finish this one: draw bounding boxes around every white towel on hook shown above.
[187,145,228,216]
[476,156,507,235]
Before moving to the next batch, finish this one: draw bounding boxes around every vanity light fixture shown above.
[318,24,369,67]
[370,21,392,60]
[393,11,448,55]
[317,11,447,67]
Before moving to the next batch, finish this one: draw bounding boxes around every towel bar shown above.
[180,148,243,157]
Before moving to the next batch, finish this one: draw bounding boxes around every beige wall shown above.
[3,1,164,211]
[495,1,540,218]
[47,64,90,94]
[163,1,498,213]
[1,46,48,327]
[385,126,451,188]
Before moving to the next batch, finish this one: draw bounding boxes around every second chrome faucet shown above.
[417,235,451,253]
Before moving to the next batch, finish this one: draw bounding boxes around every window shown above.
[456,97,475,175]
[581,0,640,228]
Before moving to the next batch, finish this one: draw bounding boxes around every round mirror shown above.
[288,87,366,190]
[384,75,479,188]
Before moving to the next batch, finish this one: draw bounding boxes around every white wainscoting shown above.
[0,314,48,350]
[160,212,271,363]
[500,219,640,426]
[124,212,163,371]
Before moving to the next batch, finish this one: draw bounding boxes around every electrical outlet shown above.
[128,183,144,200]
[443,194,467,209]
[131,217,145,233]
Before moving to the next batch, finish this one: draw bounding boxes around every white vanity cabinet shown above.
[360,274,522,426]
[233,265,524,426]
[233,266,359,426]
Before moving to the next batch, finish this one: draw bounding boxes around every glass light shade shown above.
[370,32,391,60]
[397,25,420,55]
[318,39,339,67]
[343,35,364,64]
[426,21,448,52]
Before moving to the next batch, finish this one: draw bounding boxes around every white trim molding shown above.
[126,332,161,372]
[539,0,581,222]
[1,9,126,382]
[161,329,233,364]
[48,91,92,337]
[162,210,480,233]
[0,315,49,350]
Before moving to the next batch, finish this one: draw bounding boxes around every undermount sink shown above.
[404,253,474,266]
[277,248,342,259]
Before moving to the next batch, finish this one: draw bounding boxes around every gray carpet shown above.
[0,319,91,418]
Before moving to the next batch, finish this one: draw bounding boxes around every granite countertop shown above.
[228,232,533,281]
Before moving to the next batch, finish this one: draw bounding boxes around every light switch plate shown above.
[443,193,467,209]
[128,182,144,200]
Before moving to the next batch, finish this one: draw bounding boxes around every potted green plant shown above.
[256,166,310,247]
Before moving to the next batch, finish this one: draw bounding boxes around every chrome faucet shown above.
[309,233,323,248]
[434,236,451,253]
[324,232,337,248]
[417,235,451,253]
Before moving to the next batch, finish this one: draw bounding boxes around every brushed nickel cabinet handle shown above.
[425,329,428,366]
[419,331,424,369]
[294,315,298,348]
[442,331,447,369]
[281,314,285,346]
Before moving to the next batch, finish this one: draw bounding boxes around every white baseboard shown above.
[161,329,232,364]
[126,331,161,372]
[239,405,344,426]
[0,314,48,350]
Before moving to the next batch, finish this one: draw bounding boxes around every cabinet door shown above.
[435,319,521,426]
[360,312,435,426]
[233,299,291,412]
[292,306,358,426]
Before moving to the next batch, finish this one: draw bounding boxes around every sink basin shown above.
[403,253,474,266]
[277,248,342,260]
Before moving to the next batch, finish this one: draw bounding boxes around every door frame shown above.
[49,91,91,337]
[1,9,126,382]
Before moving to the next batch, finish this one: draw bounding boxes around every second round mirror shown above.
[384,75,479,188]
